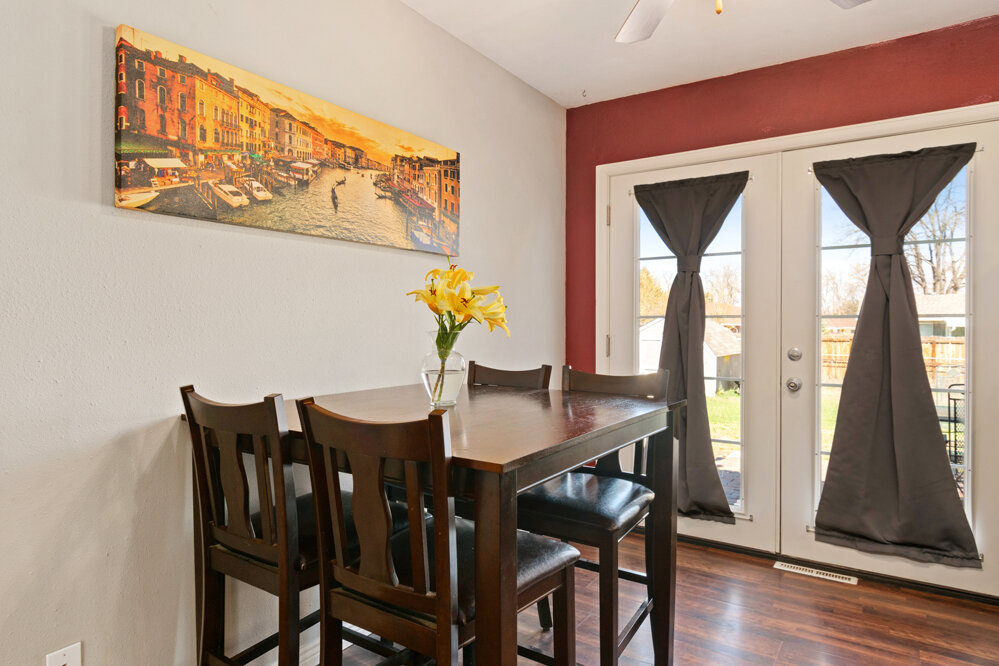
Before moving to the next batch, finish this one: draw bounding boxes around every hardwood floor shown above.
[341,537,999,665]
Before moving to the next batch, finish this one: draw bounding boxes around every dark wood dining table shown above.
[283,382,679,665]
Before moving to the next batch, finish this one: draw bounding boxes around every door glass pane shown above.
[639,198,744,510]
[816,168,969,507]
[638,316,664,374]
[707,197,743,254]
[702,254,742,314]
[712,442,743,508]
[639,258,675,316]
[820,246,869,316]
[639,209,672,258]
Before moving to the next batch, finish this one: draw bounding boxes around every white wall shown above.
[0,1,565,662]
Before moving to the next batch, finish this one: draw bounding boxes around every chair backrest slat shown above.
[348,451,398,585]
[215,429,255,539]
[323,445,349,567]
[404,460,430,595]
[297,398,455,625]
[467,361,552,389]
[253,435,276,543]
[198,425,224,526]
[180,386,297,566]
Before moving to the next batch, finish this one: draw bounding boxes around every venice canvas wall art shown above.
[114,25,460,255]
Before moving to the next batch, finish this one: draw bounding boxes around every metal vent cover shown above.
[774,561,858,585]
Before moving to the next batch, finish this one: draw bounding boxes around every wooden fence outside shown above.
[822,334,966,387]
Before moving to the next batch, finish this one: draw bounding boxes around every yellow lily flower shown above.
[409,262,510,349]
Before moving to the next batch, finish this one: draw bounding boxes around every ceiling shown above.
[397,0,998,108]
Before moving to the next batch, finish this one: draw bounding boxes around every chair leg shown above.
[320,612,342,666]
[435,626,459,666]
[198,569,225,665]
[552,567,576,666]
[536,595,554,631]
[277,577,300,666]
[598,539,620,666]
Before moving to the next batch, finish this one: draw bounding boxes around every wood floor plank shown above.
[339,538,999,665]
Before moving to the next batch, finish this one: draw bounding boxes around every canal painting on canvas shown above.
[114,25,460,256]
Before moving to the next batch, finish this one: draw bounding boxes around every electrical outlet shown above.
[45,642,81,666]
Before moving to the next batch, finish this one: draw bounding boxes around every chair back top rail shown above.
[562,366,669,401]
[467,361,552,389]
[179,386,298,566]
[296,398,458,624]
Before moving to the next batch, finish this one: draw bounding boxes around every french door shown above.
[603,116,999,594]
[606,153,781,553]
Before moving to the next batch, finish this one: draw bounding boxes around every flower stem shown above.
[432,357,447,402]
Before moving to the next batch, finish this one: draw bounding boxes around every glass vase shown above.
[421,344,467,408]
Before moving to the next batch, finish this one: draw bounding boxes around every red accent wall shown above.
[566,16,999,371]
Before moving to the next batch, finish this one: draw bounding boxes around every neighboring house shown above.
[824,292,964,336]
[638,318,742,395]
[913,293,965,336]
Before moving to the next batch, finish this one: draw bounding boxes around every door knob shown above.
[786,377,802,392]
[787,347,802,361]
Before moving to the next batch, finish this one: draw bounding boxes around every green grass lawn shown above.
[705,387,841,448]
[706,390,741,441]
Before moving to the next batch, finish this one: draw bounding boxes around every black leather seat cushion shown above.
[250,490,410,570]
[518,472,654,534]
[391,517,579,626]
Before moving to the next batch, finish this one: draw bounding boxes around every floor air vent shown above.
[773,561,858,585]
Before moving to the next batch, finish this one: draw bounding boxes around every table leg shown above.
[648,415,678,665]
[473,469,518,664]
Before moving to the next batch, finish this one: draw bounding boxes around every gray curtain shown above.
[814,143,980,568]
[635,172,748,524]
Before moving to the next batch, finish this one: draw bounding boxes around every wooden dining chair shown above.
[181,386,411,665]
[181,385,317,666]
[467,361,552,389]
[517,366,669,666]
[297,397,580,666]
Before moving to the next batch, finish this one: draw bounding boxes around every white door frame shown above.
[594,102,999,594]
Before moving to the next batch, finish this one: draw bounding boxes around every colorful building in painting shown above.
[441,157,460,221]
[270,109,313,160]
[115,40,201,164]
[387,153,458,222]
[195,72,240,162]
[327,140,346,165]
[236,86,269,157]
[391,154,415,189]
[417,158,442,210]
[304,123,326,161]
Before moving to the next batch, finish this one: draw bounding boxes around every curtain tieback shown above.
[677,256,702,272]
[871,235,903,255]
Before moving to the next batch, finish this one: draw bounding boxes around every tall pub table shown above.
[283,383,680,665]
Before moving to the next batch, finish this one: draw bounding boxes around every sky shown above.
[117,25,458,166]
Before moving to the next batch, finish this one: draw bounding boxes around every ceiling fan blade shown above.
[615,0,675,44]
[828,0,874,8]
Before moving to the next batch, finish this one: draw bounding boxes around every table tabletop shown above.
[286,383,673,476]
